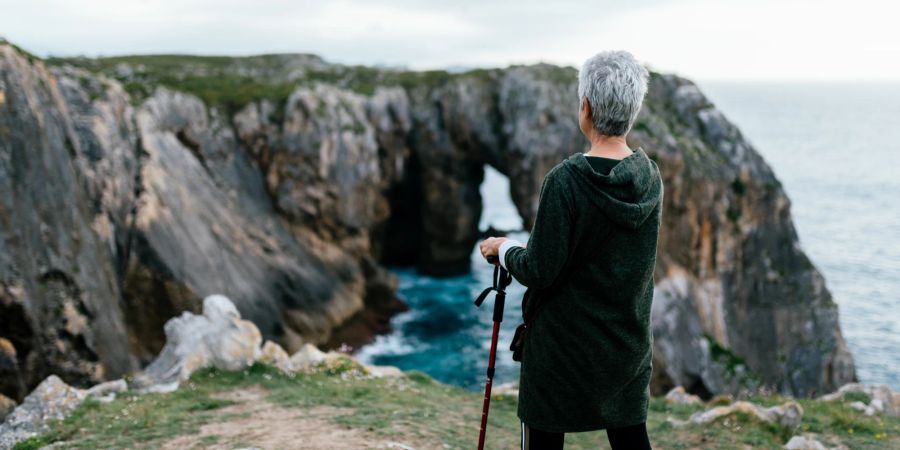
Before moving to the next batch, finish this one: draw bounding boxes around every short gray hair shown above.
[577,51,649,136]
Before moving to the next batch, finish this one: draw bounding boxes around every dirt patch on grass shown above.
[160,385,429,450]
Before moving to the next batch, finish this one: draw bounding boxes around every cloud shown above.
[1,0,898,80]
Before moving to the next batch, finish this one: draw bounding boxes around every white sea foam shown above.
[354,330,419,363]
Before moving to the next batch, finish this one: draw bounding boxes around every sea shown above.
[356,81,900,392]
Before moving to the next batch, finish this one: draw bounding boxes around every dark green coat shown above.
[504,148,663,432]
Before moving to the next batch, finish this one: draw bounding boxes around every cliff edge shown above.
[0,40,854,404]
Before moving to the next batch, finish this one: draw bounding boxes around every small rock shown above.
[289,343,327,370]
[258,341,292,373]
[85,379,128,399]
[383,443,415,450]
[132,295,262,390]
[707,393,734,406]
[367,364,405,378]
[666,417,688,428]
[493,382,520,399]
[848,401,867,412]
[678,400,803,430]
[665,386,702,406]
[819,383,899,417]
[784,435,827,450]
[0,375,86,449]
[141,381,179,394]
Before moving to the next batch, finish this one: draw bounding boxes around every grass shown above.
[703,334,759,385]
[16,362,900,449]
[43,53,503,115]
[0,38,39,64]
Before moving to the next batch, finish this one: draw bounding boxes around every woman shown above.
[479,50,662,450]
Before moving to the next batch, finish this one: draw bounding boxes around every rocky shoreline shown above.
[1,38,854,407]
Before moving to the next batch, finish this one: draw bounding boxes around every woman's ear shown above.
[579,97,592,134]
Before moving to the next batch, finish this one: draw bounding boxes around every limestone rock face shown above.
[494,65,585,228]
[381,64,855,397]
[274,85,383,252]
[0,43,400,401]
[637,74,855,397]
[0,45,136,397]
[232,87,407,351]
[400,78,489,275]
[651,271,757,397]
[128,88,366,355]
[132,295,262,390]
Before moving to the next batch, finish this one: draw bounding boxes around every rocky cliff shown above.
[0,40,854,403]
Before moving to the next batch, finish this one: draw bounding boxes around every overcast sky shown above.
[2,0,898,81]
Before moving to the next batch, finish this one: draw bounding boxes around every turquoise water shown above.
[355,167,528,389]
[357,82,900,391]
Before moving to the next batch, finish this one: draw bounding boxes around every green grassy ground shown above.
[14,362,899,449]
[45,54,488,115]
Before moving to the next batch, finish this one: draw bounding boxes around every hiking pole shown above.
[474,255,512,450]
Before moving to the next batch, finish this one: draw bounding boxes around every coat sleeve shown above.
[503,169,573,289]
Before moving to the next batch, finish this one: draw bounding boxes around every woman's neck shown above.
[585,134,633,159]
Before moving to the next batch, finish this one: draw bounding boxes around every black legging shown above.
[520,421,651,449]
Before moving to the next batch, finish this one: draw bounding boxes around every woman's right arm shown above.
[502,169,573,289]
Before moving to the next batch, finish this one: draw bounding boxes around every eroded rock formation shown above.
[0,40,854,400]
[0,47,134,397]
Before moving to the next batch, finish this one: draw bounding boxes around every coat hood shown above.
[562,148,663,229]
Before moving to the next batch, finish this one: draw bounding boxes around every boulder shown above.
[708,393,735,406]
[259,341,292,373]
[783,435,828,450]
[85,379,128,403]
[818,383,899,416]
[381,443,415,450]
[289,343,328,371]
[132,295,261,390]
[493,382,520,399]
[664,386,702,406]
[671,400,803,430]
[366,365,405,378]
[0,376,86,450]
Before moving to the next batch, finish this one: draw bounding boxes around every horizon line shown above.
[6,38,900,85]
